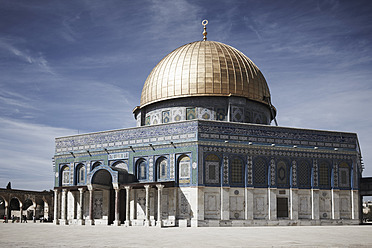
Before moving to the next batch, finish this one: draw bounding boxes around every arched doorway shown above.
[23,199,34,220]
[91,169,115,225]
[10,198,21,222]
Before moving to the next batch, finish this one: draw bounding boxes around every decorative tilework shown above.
[149,158,154,181]
[313,159,318,187]
[247,156,253,185]
[186,108,196,120]
[171,108,183,122]
[223,156,229,185]
[151,113,160,125]
[170,155,175,179]
[231,106,244,122]
[333,162,338,188]
[162,111,170,124]
[145,116,150,126]
[292,161,297,187]
[216,108,226,121]
[270,159,276,186]
[200,108,212,120]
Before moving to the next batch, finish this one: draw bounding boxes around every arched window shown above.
[157,157,168,180]
[137,160,147,180]
[297,160,311,188]
[76,164,85,185]
[179,156,190,179]
[230,157,244,185]
[205,154,220,184]
[61,166,70,186]
[253,158,267,187]
[277,160,289,188]
[339,162,350,188]
[319,161,331,188]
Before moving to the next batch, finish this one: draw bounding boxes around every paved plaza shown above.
[1,223,372,247]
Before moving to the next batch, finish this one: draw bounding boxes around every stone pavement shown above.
[1,222,372,247]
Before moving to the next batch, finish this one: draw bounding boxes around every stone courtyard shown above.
[1,223,372,247]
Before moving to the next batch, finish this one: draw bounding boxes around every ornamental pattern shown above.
[313,159,318,187]
[223,156,229,185]
[198,121,356,145]
[170,155,175,180]
[247,156,253,185]
[292,161,297,187]
[333,162,338,188]
[270,159,276,186]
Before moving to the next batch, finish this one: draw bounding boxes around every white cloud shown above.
[0,118,75,190]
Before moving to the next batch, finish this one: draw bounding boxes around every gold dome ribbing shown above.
[140,40,271,108]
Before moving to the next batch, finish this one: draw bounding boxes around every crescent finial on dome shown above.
[202,20,208,41]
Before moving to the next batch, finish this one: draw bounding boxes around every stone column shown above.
[220,187,230,220]
[144,185,150,226]
[88,189,94,225]
[78,188,85,225]
[246,188,254,220]
[156,184,164,227]
[61,189,68,225]
[33,203,37,222]
[4,203,8,223]
[311,189,320,220]
[124,186,131,227]
[20,203,23,223]
[113,189,120,226]
[53,189,59,225]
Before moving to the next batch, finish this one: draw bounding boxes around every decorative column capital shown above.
[78,188,85,193]
[144,184,151,190]
[156,184,164,190]
[62,188,68,194]
[124,186,132,191]
[54,189,60,193]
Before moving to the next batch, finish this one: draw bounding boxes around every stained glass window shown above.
[297,160,310,188]
[77,164,85,184]
[339,162,350,188]
[158,158,168,180]
[137,160,147,180]
[179,156,190,179]
[254,158,267,186]
[62,166,70,185]
[205,154,220,184]
[319,162,330,188]
[231,158,244,184]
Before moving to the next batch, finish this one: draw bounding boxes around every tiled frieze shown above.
[197,121,357,149]
[55,121,198,153]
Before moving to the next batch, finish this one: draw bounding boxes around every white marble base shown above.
[86,219,94,225]
[59,219,68,225]
[113,220,121,226]
[156,220,162,228]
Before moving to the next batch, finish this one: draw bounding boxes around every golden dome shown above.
[140,40,271,108]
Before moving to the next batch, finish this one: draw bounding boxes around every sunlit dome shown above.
[140,40,272,108]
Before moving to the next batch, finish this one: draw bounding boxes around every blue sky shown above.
[1,0,371,190]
